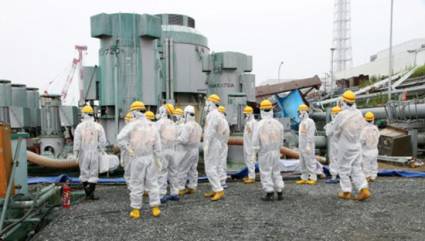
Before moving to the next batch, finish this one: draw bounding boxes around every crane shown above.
[45,45,87,103]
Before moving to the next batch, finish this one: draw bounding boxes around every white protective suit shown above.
[324,116,339,179]
[176,107,202,190]
[203,104,227,192]
[298,112,317,181]
[218,113,230,186]
[117,118,161,209]
[360,122,380,180]
[243,114,257,179]
[252,110,285,193]
[333,103,368,193]
[73,115,107,183]
[156,107,178,197]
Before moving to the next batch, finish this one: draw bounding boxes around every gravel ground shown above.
[33,177,425,241]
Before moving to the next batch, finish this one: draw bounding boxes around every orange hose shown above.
[27,151,79,169]
[228,137,325,162]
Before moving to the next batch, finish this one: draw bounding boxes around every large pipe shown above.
[310,103,425,121]
[228,137,326,162]
[27,151,78,169]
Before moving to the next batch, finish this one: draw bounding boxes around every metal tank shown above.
[10,84,30,129]
[203,51,256,130]
[156,14,209,102]
[26,87,41,129]
[40,95,64,157]
[90,12,162,143]
[0,80,12,123]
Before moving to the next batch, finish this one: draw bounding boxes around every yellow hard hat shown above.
[260,99,273,110]
[207,94,221,104]
[145,111,155,120]
[243,106,253,114]
[124,112,133,121]
[81,105,94,114]
[130,101,146,111]
[218,106,225,113]
[298,104,309,112]
[331,106,342,113]
[164,103,175,115]
[365,112,375,121]
[342,90,356,104]
[174,108,183,116]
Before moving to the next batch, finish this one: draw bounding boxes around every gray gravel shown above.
[33,177,425,241]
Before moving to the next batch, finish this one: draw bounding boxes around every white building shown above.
[334,38,425,80]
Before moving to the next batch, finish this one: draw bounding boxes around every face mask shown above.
[260,110,273,119]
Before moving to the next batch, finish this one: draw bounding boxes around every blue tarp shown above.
[275,89,305,130]
[28,165,425,184]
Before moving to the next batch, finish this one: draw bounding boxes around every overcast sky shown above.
[1,0,425,94]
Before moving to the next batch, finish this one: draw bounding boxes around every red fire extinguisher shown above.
[62,181,71,208]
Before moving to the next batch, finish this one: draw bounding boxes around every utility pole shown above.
[388,0,394,100]
[277,61,284,82]
[330,48,336,96]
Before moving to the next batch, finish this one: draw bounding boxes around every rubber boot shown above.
[129,208,141,219]
[261,192,274,201]
[152,206,161,217]
[296,179,308,185]
[87,183,99,200]
[211,191,224,201]
[337,192,352,200]
[277,192,283,201]
[356,188,371,201]
[204,191,215,198]
[82,181,89,197]
[243,178,255,184]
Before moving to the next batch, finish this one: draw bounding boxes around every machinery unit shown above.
[203,51,255,130]
[40,95,64,157]
[26,87,41,135]
[156,14,209,110]
[0,80,12,123]
[10,84,30,129]
[90,12,162,143]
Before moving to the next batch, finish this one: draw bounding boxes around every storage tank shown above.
[26,87,41,128]
[90,12,162,143]
[203,51,255,130]
[0,80,12,123]
[156,14,209,99]
[11,84,28,108]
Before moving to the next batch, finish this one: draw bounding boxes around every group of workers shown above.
[72,89,380,220]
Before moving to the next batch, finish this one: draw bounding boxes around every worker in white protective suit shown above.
[176,105,203,196]
[217,106,230,189]
[203,94,226,201]
[242,106,257,184]
[296,104,318,185]
[73,105,107,200]
[117,104,162,219]
[324,105,342,184]
[361,112,380,182]
[333,90,371,201]
[252,99,285,201]
[156,103,179,203]
[121,112,135,183]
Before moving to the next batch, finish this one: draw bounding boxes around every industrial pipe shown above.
[27,151,78,169]
[228,137,325,162]
[10,186,60,209]
[310,103,425,121]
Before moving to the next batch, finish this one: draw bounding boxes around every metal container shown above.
[156,14,209,99]
[11,84,27,108]
[0,80,12,123]
[91,12,162,144]
[26,87,41,128]
[40,95,62,137]
[204,52,255,129]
